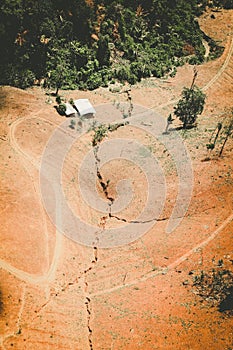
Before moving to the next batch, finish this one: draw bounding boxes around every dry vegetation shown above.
[0,8,233,350]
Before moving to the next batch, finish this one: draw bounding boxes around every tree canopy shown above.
[0,0,231,90]
[174,85,206,128]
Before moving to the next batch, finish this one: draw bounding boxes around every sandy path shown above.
[0,10,232,349]
[0,113,64,285]
[1,31,233,289]
[90,212,233,297]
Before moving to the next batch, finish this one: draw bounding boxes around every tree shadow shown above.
[219,286,233,314]
[0,288,3,314]
[45,92,57,97]
[170,124,197,132]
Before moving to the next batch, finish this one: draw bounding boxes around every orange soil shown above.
[0,8,233,350]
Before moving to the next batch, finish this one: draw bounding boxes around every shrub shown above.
[85,72,103,90]
[56,95,62,104]
[130,63,141,80]
[2,65,36,89]
[127,73,137,85]
[56,103,66,116]
[92,124,109,146]
[97,35,111,67]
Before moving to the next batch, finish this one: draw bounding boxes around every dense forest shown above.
[0,0,232,90]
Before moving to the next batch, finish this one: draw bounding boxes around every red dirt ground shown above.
[0,8,233,350]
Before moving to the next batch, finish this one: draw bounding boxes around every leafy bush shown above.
[114,64,138,84]
[130,61,151,80]
[85,72,103,90]
[56,95,62,104]
[56,103,66,116]
[97,35,111,67]
[1,65,35,89]
[92,124,109,146]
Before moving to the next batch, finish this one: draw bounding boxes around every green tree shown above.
[46,42,73,95]
[0,0,215,90]
[97,35,111,67]
[174,85,206,128]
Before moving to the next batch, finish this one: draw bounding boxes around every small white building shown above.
[74,99,96,117]
[64,102,77,117]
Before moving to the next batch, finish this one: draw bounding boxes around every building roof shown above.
[73,99,96,116]
[64,102,77,116]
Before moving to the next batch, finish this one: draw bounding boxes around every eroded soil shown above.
[0,9,233,350]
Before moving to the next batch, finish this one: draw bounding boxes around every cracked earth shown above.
[0,8,233,350]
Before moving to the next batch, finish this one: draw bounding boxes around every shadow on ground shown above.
[0,288,3,314]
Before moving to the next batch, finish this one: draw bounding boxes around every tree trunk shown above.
[219,135,229,156]
[219,120,233,156]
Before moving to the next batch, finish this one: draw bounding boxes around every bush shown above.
[130,62,145,80]
[85,72,103,90]
[128,73,138,85]
[170,67,177,77]
[1,65,36,89]
[114,64,137,84]
[97,35,111,67]
[56,95,62,104]
[92,124,109,146]
[100,67,112,86]
[56,103,66,116]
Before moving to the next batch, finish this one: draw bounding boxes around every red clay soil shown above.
[0,8,233,350]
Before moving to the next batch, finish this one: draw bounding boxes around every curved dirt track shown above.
[0,8,233,350]
[1,12,233,291]
[0,113,64,286]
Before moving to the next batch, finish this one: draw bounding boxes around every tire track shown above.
[202,37,233,92]
[90,212,233,298]
[154,37,233,110]
[1,29,232,299]
[0,113,63,285]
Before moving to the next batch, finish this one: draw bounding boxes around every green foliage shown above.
[92,124,109,146]
[56,95,62,104]
[114,64,137,84]
[1,65,35,89]
[0,0,223,89]
[97,35,111,67]
[91,121,128,146]
[191,263,233,312]
[86,72,103,90]
[174,85,206,128]
[56,103,66,116]
[206,143,215,150]
[69,119,76,129]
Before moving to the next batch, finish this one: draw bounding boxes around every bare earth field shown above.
[0,9,233,350]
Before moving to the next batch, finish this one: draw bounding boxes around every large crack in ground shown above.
[32,246,99,350]
[85,296,93,350]
[109,213,169,224]
[83,246,98,350]
[93,142,169,227]
[85,122,171,349]
[93,145,114,224]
